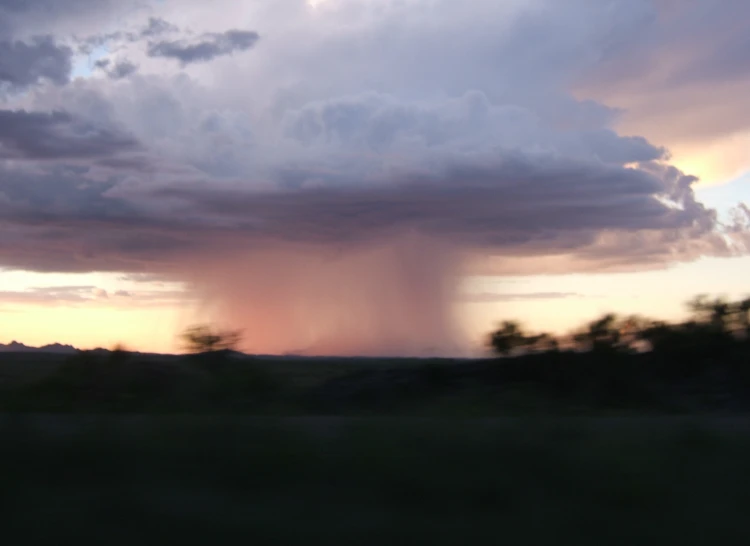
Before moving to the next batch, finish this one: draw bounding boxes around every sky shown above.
[1,0,749,356]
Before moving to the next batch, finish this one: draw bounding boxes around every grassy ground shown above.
[1,350,747,416]
[3,416,750,544]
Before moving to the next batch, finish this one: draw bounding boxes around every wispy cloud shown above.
[146,29,259,65]
[0,285,188,307]
[462,291,582,303]
[94,58,138,79]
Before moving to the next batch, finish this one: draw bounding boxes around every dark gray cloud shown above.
[279,91,667,167]
[140,16,179,38]
[0,161,208,273]
[0,0,141,44]
[0,146,743,276]
[580,131,667,164]
[0,164,124,216]
[147,155,709,250]
[0,0,131,13]
[589,0,750,89]
[94,58,138,79]
[78,16,180,53]
[0,109,139,159]
[0,0,34,10]
[147,29,260,65]
[0,36,72,89]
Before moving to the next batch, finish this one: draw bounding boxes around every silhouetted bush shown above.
[181,325,242,354]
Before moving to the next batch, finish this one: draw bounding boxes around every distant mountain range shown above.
[0,341,79,355]
[0,342,250,359]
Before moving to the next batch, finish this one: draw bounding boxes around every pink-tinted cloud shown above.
[575,0,750,181]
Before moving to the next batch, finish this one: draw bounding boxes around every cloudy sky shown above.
[1,0,749,355]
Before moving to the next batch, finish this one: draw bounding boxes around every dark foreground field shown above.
[3,415,750,544]
[4,349,750,544]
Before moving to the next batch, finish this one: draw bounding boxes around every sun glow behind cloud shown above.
[659,133,750,188]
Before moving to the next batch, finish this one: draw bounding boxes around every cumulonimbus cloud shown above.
[2,0,750,355]
[1,1,746,271]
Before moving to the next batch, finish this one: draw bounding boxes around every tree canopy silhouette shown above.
[488,294,750,358]
[181,325,242,354]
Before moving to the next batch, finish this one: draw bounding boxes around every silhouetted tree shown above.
[739,298,750,335]
[709,300,732,332]
[636,320,704,359]
[530,333,559,353]
[689,295,736,333]
[688,294,711,318]
[488,322,559,356]
[574,313,625,352]
[181,325,242,354]
[618,315,652,351]
[488,321,529,356]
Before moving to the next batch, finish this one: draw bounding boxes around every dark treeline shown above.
[465,295,750,413]
[3,295,750,414]
[488,295,750,358]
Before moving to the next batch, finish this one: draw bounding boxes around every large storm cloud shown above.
[1,0,749,355]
